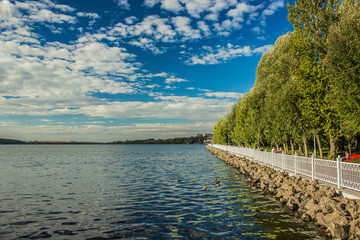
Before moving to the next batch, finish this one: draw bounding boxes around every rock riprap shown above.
[206,145,360,240]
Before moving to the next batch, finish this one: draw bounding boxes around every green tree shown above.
[288,0,341,159]
[255,33,302,153]
[233,94,257,147]
[213,118,227,144]
[326,3,360,153]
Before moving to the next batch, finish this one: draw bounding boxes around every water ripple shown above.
[0,145,324,239]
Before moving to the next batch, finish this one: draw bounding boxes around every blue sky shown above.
[0,0,294,142]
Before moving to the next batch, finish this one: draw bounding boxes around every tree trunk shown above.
[276,143,279,151]
[290,137,295,155]
[329,135,336,160]
[284,142,289,154]
[303,136,308,157]
[299,144,303,155]
[348,142,352,154]
[316,135,323,159]
[356,136,360,152]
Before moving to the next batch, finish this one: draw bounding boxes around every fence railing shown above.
[210,144,360,192]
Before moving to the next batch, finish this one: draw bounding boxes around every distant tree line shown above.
[0,136,209,145]
[114,136,208,144]
[0,138,26,144]
[213,0,360,159]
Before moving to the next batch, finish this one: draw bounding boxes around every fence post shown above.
[294,152,298,175]
[282,151,284,170]
[264,149,267,164]
[337,155,342,189]
[311,153,315,180]
[271,148,274,167]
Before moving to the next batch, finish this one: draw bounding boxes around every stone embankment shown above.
[206,145,360,240]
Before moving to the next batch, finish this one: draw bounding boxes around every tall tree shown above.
[288,0,341,159]
[326,2,360,153]
[255,33,302,153]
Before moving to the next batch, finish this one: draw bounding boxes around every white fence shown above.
[210,144,360,192]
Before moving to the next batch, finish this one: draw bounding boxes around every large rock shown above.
[327,223,350,240]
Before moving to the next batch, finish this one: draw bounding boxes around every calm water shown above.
[0,144,324,239]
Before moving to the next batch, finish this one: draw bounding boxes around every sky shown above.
[0,0,294,142]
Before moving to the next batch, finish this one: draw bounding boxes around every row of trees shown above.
[213,0,360,159]
[114,136,209,144]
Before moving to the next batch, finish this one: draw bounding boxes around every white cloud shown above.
[0,121,216,142]
[140,0,265,40]
[253,44,273,53]
[252,26,263,34]
[53,4,76,13]
[226,2,263,29]
[264,0,284,16]
[259,0,285,26]
[145,84,160,88]
[125,16,138,24]
[77,12,100,19]
[0,0,21,20]
[171,16,201,40]
[20,3,77,24]
[71,41,138,75]
[204,91,242,99]
[213,19,233,36]
[186,44,273,65]
[164,77,188,84]
[204,12,219,21]
[113,0,130,9]
[210,0,237,13]
[181,0,212,18]
[107,14,207,52]
[0,24,140,100]
[161,0,183,12]
[143,0,160,8]
[109,15,177,43]
[197,21,211,36]
[129,37,165,54]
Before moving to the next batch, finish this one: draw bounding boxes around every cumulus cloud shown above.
[0,39,139,99]
[113,0,130,9]
[181,0,212,18]
[263,0,284,16]
[204,91,242,99]
[109,15,177,43]
[161,0,183,12]
[171,16,201,40]
[143,0,160,8]
[1,93,235,123]
[0,1,141,102]
[77,12,100,19]
[139,0,273,42]
[106,14,209,53]
[16,1,77,24]
[125,16,138,24]
[186,43,273,65]
[0,0,21,20]
[226,2,263,29]
[164,77,188,84]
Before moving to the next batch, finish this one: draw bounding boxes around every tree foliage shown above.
[212,0,360,159]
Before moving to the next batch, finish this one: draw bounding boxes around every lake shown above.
[0,144,324,239]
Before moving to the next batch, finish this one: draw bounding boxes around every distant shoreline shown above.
[0,135,213,145]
